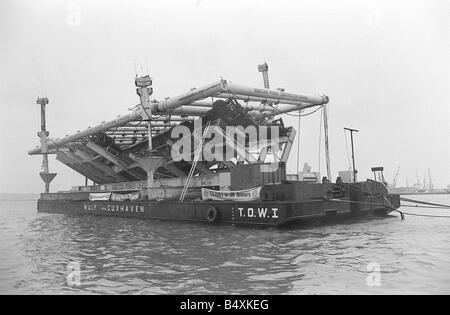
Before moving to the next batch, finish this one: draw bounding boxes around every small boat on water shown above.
[29,64,400,227]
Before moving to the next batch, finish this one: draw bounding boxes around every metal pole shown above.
[41,104,49,174]
[134,75,167,199]
[37,97,57,193]
[350,131,356,182]
[135,76,153,150]
[257,63,270,89]
[344,127,359,182]
[323,105,331,181]
[296,110,301,175]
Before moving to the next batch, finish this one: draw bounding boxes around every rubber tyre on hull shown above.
[206,207,218,223]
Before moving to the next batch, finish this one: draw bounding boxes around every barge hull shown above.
[37,194,399,227]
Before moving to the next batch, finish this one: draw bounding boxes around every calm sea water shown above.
[0,193,449,295]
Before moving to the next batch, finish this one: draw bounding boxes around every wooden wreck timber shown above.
[29,65,400,227]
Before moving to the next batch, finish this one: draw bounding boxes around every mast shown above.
[323,105,331,180]
[257,63,270,89]
[134,75,164,199]
[344,127,359,182]
[36,97,57,193]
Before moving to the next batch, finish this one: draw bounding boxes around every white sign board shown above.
[111,192,140,201]
[89,192,111,201]
[201,187,261,201]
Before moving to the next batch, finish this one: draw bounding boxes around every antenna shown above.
[133,58,138,77]
[145,58,150,75]
[428,169,433,190]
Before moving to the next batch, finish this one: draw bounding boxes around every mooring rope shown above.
[330,197,450,219]
[393,212,450,218]
[345,183,450,211]
[400,205,450,210]
[400,197,450,208]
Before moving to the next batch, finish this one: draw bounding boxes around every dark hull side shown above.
[37,194,399,228]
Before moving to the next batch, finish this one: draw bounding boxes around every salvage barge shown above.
[29,64,400,227]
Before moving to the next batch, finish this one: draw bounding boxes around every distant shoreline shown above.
[0,193,40,201]
[396,192,450,196]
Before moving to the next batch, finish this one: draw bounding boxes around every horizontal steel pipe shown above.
[221,82,328,105]
[216,93,308,107]
[250,102,320,119]
[28,111,141,155]
[170,106,211,116]
[29,79,328,155]
[185,100,276,112]
[154,80,226,113]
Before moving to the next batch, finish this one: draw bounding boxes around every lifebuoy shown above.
[206,207,218,223]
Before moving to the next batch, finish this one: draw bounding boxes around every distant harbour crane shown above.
[428,168,434,190]
[390,166,400,188]
[415,171,421,189]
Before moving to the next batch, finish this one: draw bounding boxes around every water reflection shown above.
[1,197,448,294]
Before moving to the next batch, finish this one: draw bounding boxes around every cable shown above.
[329,181,450,219]
[284,106,323,117]
[401,205,450,209]
[400,197,450,208]
[126,118,143,127]
[331,197,450,219]
[396,212,450,218]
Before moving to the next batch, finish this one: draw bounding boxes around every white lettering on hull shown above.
[83,203,144,214]
[237,207,279,219]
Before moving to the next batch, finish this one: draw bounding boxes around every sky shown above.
[0,0,448,193]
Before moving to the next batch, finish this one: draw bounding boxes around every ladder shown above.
[179,120,211,202]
